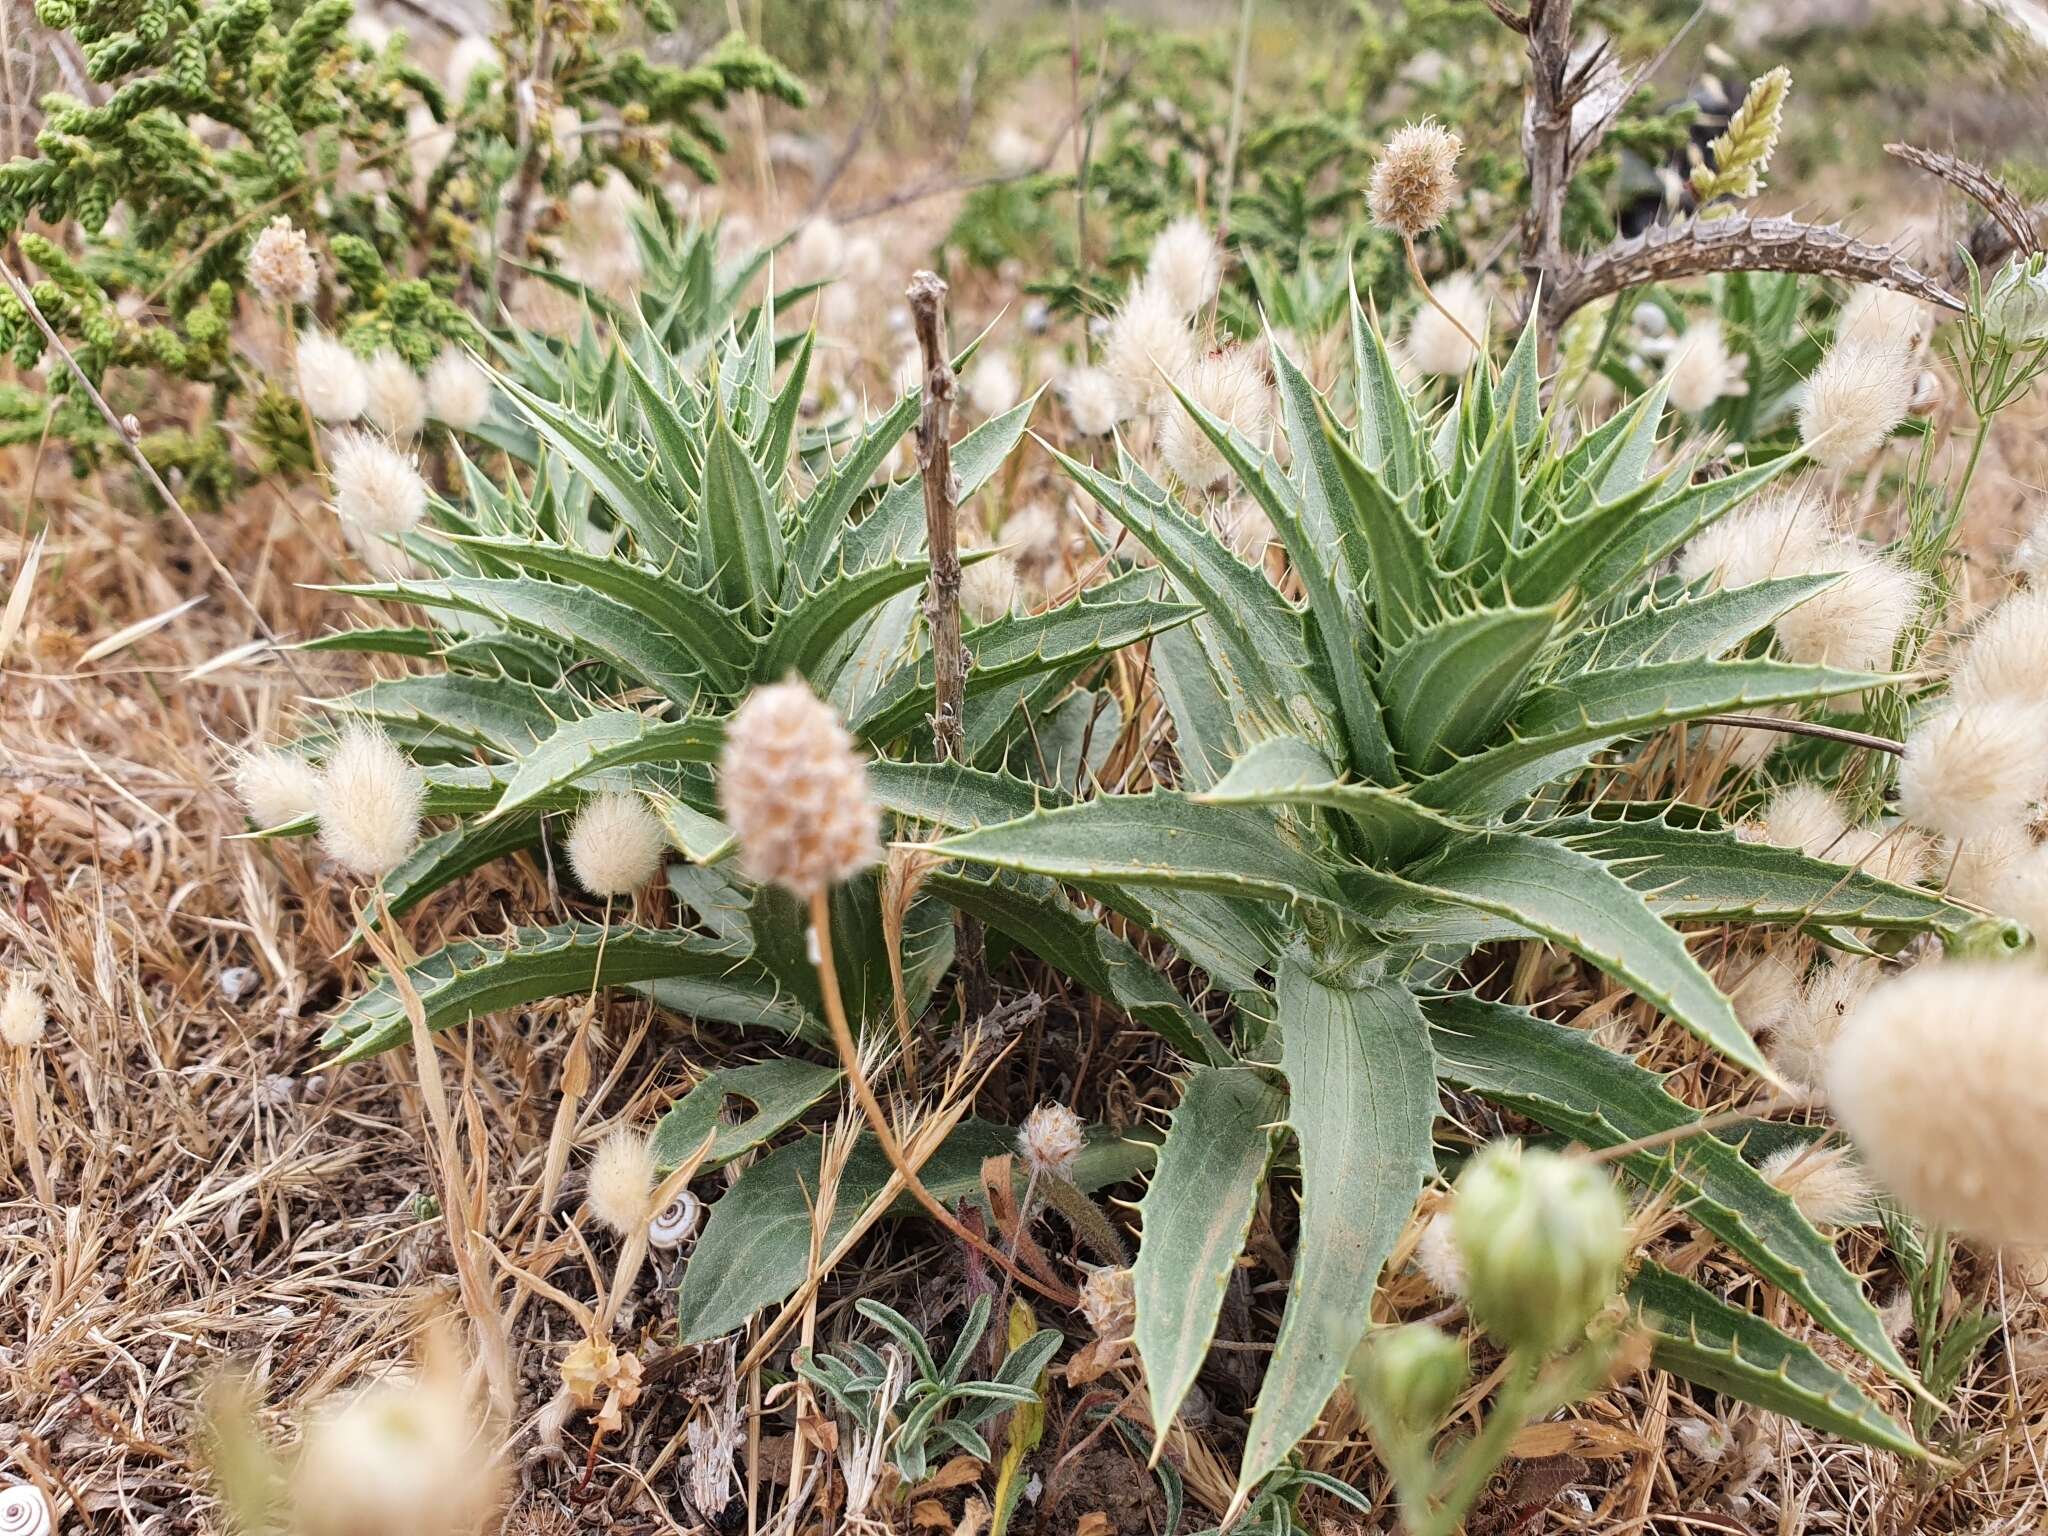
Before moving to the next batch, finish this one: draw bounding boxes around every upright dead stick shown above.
[1518,0,1577,351]
[907,270,967,761]
[905,271,991,1017]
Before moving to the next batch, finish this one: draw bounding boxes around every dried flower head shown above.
[964,353,1021,418]
[246,217,318,306]
[297,330,369,423]
[1760,1142,1877,1228]
[1103,281,1199,419]
[1159,345,1271,492]
[1145,216,1222,317]
[235,747,324,829]
[1078,1264,1136,1340]
[1018,1101,1087,1181]
[363,347,427,440]
[317,722,425,878]
[1058,365,1122,436]
[425,349,492,431]
[1662,317,1749,414]
[1898,700,2048,841]
[587,1127,656,1235]
[1215,498,1278,565]
[1369,120,1463,237]
[1828,961,2048,1245]
[1405,272,1489,377]
[566,791,667,898]
[1771,544,1921,673]
[2,973,47,1047]
[1798,339,1913,469]
[719,680,880,898]
[1412,1210,1467,1297]
[1771,957,1878,1089]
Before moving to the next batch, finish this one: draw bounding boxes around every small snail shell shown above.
[0,1484,54,1536]
[648,1190,701,1249]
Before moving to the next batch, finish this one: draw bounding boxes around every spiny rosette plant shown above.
[247,309,1200,1080]
[918,287,2024,1497]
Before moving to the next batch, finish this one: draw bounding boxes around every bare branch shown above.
[1553,213,1964,324]
[1885,141,2041,258]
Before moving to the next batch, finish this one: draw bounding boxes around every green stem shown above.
[1414,1351,1540,1536]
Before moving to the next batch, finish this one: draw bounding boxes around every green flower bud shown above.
[1452,1143,1628,1356]
[1982,253,2048,347]
[1352,1322,1469,1432]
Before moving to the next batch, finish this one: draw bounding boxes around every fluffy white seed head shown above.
[1771,958,1879,1090]
[1413,1210,1467,1297]
[1215,498,1278,564]
[1945,824,2033,908]
[1770,545,1921,672]
[329,430,428,573]
[964,353,1021,418]
[1836,820,1937,886]
[720,680,880,899]
[362,347,427,439]
[425,349,492,430]
[1,974,46,1047]
[1828,961,2048,1245]
[999,502,1068,588]
[1103,281,1198,419]
[587,1127,657,1235]
[1662,317,1749,413]
[1058,365,1123,436]
[1761,1142,1877,1228]
[1951,589,2048,706]
[1798,339,1913,469]
[791,217,846,281]
[1079,1263,1136,1340]
[1898,700,2048,841]
[1145,216,1221,317]
[1981,839,2048,938]
[1677,483,1836,591]
[292,1359,498,1536]
[1754,783,1851,861]
[1405,272,1489,377]
[1159,345,1271,492]
[1837,285,1935,357]
[297,331,369,422]
[960,550,1020,624]
[444,34,500,97]
[246,217,319,306]
[1018,1101,1087,1181]
[316,723,425,878]
[235,748,324,829]
[1729,950,1802,1036]
[566,791,667,898]
[1369,120,1463,237]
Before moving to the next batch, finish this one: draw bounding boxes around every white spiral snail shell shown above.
[0,1484,53,1536]
[648,1189,701,1249]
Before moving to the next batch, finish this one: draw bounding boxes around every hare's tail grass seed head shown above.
[1798,337,1913,469]
[2,974,46,1047]
[719,679,879,900]
[234,748,323,830]
[565,791,668,899]
[1145,215,1223,318]
[297,330,370,423]
[363,348,427,440]
[316,723,425,880]
[425,349,492,430]
[587,1127,657,1236]
[1829,962,2048,1247]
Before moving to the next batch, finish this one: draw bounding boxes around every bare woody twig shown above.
[907,271,966,761]
[495,28,559,301]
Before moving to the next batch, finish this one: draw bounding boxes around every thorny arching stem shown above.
[1402,233,1484,357]
[806,890,1073,1306]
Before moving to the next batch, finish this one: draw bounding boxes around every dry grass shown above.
[7,100,2048,1536]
